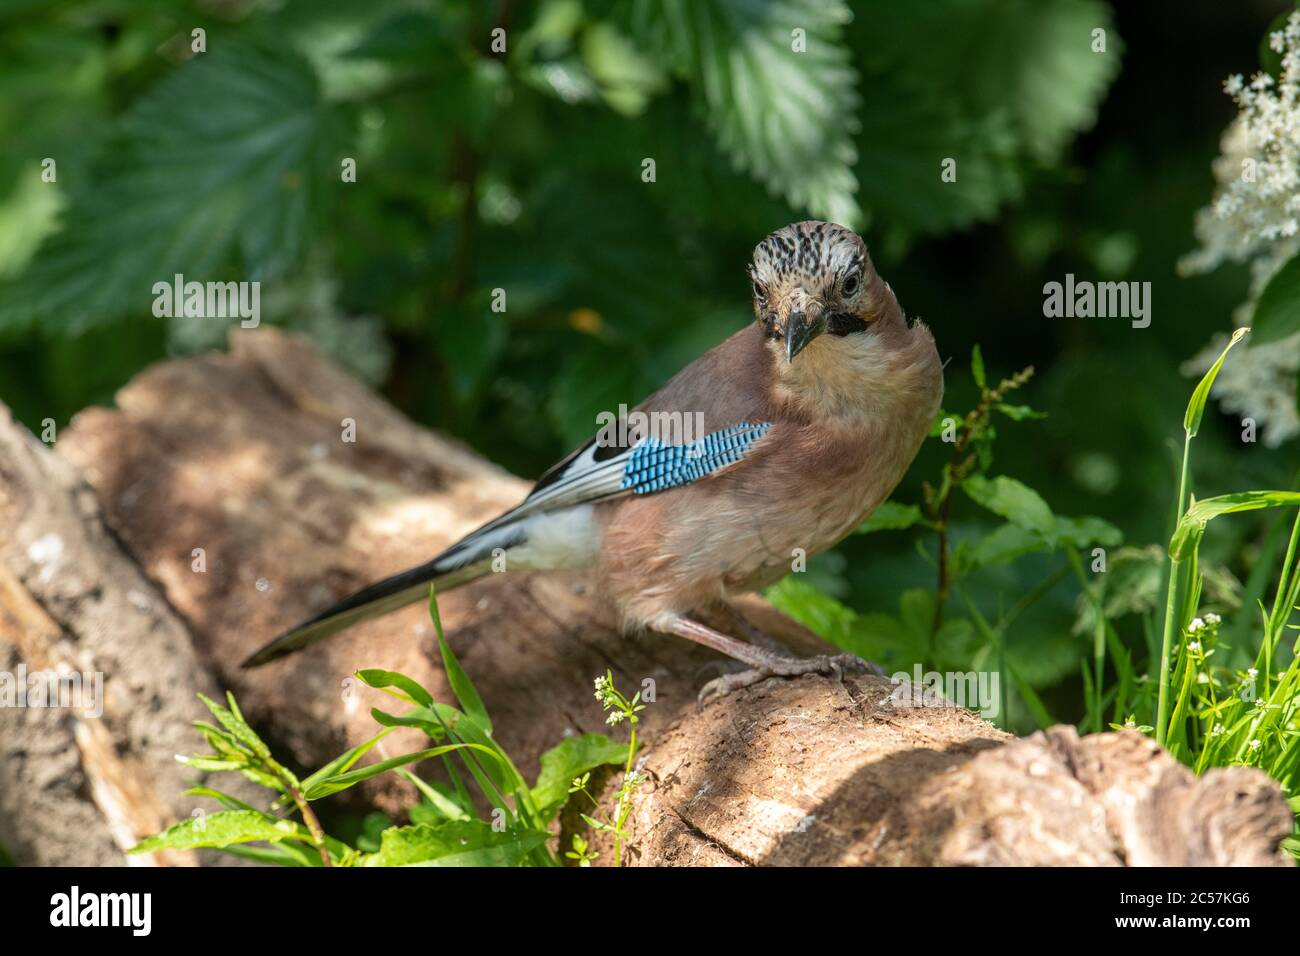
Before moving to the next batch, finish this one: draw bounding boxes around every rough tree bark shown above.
[0,329,1291,866]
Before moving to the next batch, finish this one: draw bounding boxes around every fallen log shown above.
[0,328,1289,865]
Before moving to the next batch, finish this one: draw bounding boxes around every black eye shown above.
[752,279,766,302]
[841,272,861,297]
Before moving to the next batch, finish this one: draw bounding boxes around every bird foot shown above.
[696,652,883,709]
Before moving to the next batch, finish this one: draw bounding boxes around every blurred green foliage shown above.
[1,0,1296,733]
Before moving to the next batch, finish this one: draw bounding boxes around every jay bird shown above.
[243,221,943,700]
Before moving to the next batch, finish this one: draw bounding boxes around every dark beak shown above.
[784,309,826,363]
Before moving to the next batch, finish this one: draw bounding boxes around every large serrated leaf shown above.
[621,0,861,225]
[0,39,342,334]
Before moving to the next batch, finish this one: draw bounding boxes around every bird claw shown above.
[696,652,883,709]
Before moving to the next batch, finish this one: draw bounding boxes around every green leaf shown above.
[855,501,923,534]
[851,0,1119,234]
[222,842,320,867]
[958,514,1119,574]
[128,810,309,855]
[305,743,497,800]
[764,577,857,649]
[0,39,343,334]
[582,20,670,115]
[994,403,1046,422]
[961,474,1055,536]
[621,0,861,225]
[197,693,273,763]
[300,728,395,796]
[1251,250,1300,344]
[867,0,1121,164]
[531,734,630,819]
[848,590,934,668]
[400,770,471,824]
[853,82,1023,234]
[356,669,435,709]
[360,821,550,867]
[370,704,526,805]
[971,344,986,389]
[342,10,458,64]
[1170,492,1300,561]
[960,523,1050,572]
[548,344,644,449]
[1184,327,1249,436]
[428,587,492,735]
[1051,515,1122,549]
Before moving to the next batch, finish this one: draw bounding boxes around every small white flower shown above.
[1188,617,1205,634]
[1188,640,1202,653]
[1205,612,1222,626]
[1183,14,1300,445]
[1249,738,1262,750]
[1247,667,1259,680]
[1212,722,1225,735]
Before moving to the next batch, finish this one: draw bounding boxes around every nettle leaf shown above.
[977,0,1120,163]
[850,0,1118,233]
[620,0,861,225]
[863,0,1120,164]
[360,821,550,867]
[961,474,1055,536]
[531,734,630,819]
[855,501,923,534]
[128,810,308,855]
[0,39,343,334]
[854,81,1023,235]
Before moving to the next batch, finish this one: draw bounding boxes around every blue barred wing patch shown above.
[620,422,772,495]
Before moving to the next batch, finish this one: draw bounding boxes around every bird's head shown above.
[748,220,938,424]
[748,220,898,367]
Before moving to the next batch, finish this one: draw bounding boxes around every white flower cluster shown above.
[1182,13,1300,445]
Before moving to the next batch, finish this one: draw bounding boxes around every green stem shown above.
[1066,546,1106,734]
[1262,510,1300,698]
[614,724,636,868]
[1156,436,1193,747]
[285,780,332,868]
